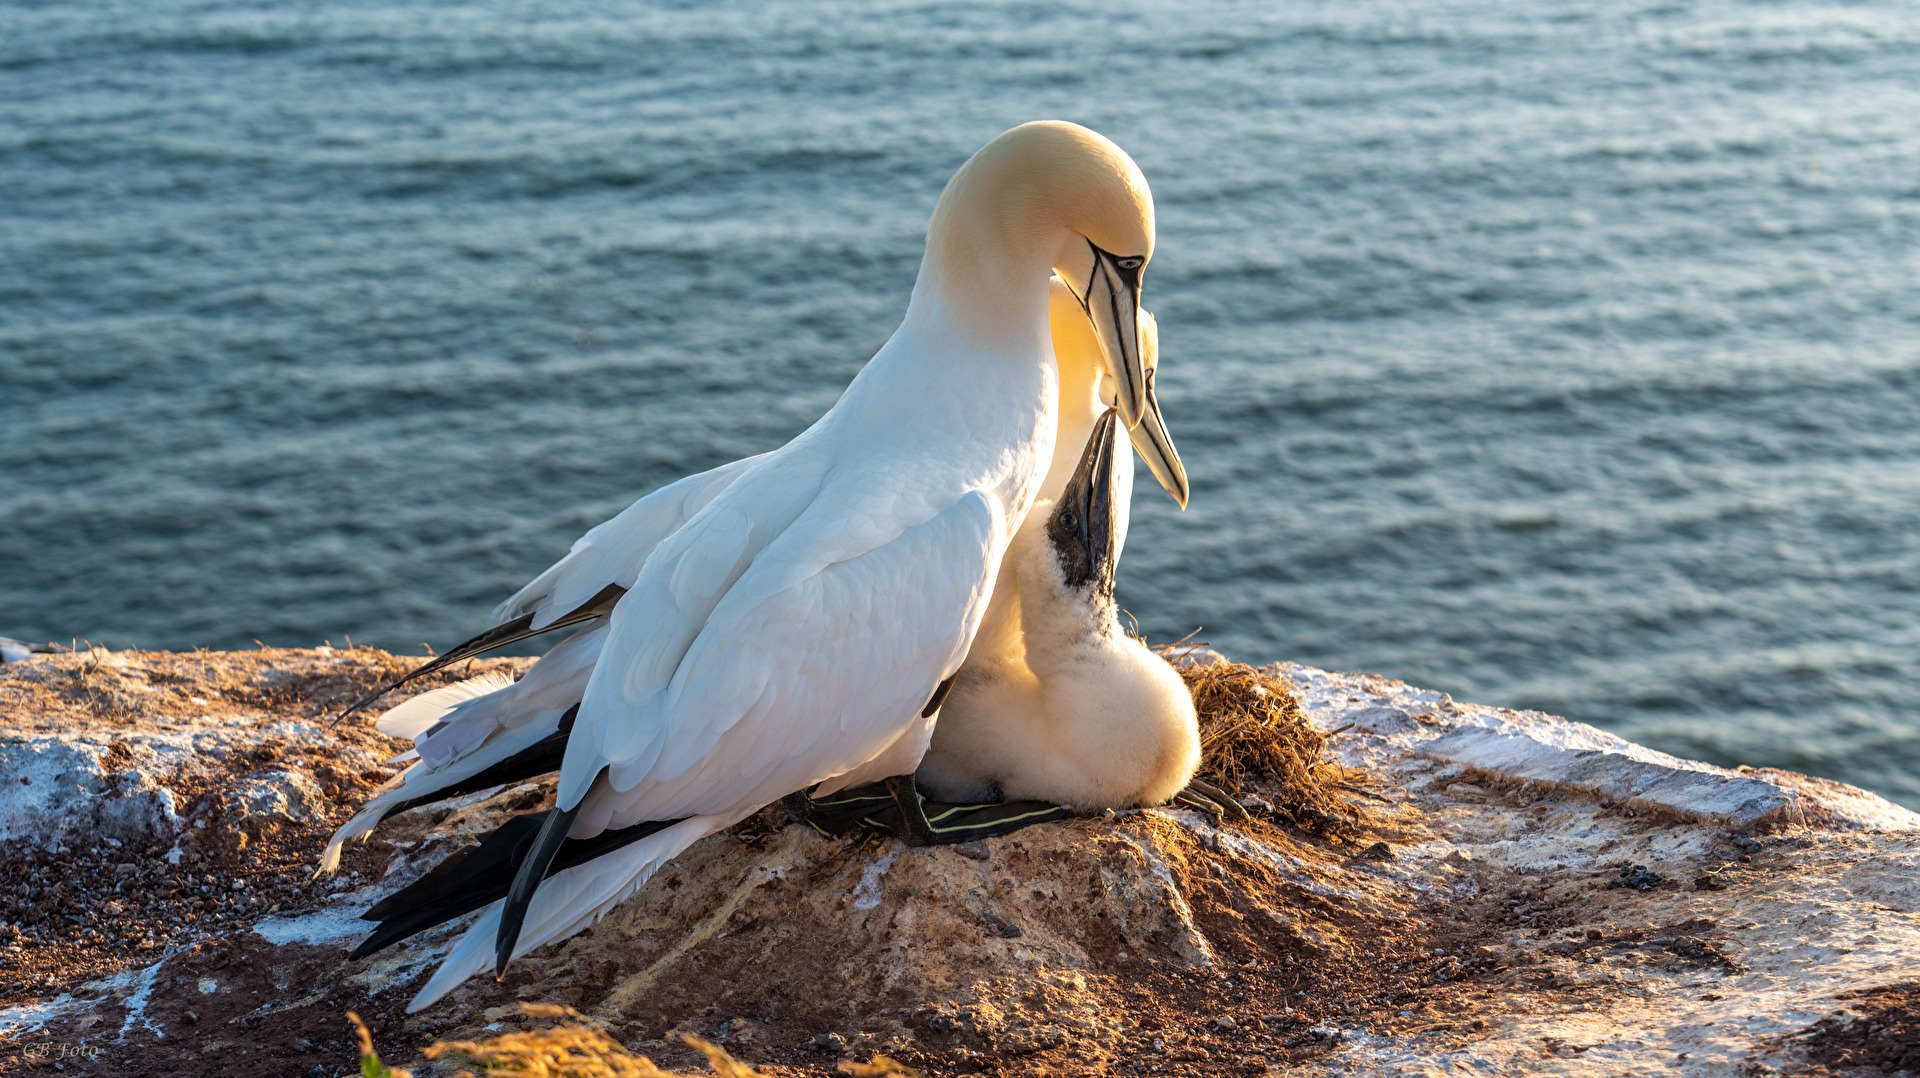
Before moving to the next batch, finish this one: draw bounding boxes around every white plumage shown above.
[916,291,1199,812]
[495,454,768,631]
[317,286,1181,868]
[360,121,1162,1011]
[913,498,1201,811]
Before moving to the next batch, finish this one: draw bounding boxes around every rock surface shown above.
[0,647,1915,1078]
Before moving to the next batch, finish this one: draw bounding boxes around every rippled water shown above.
[4,0,1917,806]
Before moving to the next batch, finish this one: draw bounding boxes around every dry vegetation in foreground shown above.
[353,1004,917,1078]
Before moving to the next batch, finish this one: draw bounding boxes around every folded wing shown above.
[496,453,769,630]
[560,486,1012,832]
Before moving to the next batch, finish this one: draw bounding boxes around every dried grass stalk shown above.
[349,1010,414,1078]
[422,1004,701,1077]
[415,1003,917,1078]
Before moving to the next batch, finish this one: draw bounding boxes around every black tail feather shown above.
[333,582,626,726]
[373,706,580,827]
[494,798,583,975]
[350,814,545,960]
[350,809,681,961]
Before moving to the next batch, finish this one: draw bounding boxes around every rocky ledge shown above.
[0,646,1915,1078]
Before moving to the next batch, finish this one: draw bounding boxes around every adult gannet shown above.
[336,278,1189,962]
[367,121,1165,1011]
[319,279,1188,874]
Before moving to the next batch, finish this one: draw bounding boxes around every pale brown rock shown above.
[1,647,1915,1078]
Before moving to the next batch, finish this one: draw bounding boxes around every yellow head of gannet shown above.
[924,121,1157,433]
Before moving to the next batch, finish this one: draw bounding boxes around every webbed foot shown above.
[783,778,1068,845]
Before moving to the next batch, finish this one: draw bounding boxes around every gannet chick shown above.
[915,409,1200,811]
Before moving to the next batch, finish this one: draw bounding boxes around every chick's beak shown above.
[1050,408,1122,597]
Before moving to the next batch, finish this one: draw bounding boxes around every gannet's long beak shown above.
[1062,241,1147,432]
[1051,407,1122,600]
[1129,310,1189,509]
[1128,371,1188,509]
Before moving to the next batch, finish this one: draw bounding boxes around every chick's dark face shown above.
[1047,408,1120,602]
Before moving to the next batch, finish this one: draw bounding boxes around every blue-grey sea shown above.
[4,0,1917,807]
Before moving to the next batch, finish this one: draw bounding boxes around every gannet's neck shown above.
[905,122,1153,357]
[905,212,1069,359]
[1039,277,1111,506]
[1050,280,1104,424]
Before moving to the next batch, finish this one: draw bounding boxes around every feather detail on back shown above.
[563,488,1009,824]
[493,454,767,630]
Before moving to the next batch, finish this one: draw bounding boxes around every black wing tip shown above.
[922,673,958,718]
[330,689,389,729]
[331,584,628,733]
[350,812,680,962]
[492,803,579,975]
[349,914,441,961]
[492,920,518,975]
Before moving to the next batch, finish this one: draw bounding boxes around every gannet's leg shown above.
[917,799,1070,842]
[884,774,939,846]
[784,785,893,837]
[867,778,1071,844]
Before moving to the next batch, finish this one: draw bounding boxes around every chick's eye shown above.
[1061,513,1077,529]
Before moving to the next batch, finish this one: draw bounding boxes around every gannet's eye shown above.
[1116,257,1143,271]
[1061,511,1078,530]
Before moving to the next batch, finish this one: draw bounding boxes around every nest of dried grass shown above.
[1171,655,1360,828]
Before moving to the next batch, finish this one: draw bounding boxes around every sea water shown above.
[3,0,1917,805]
